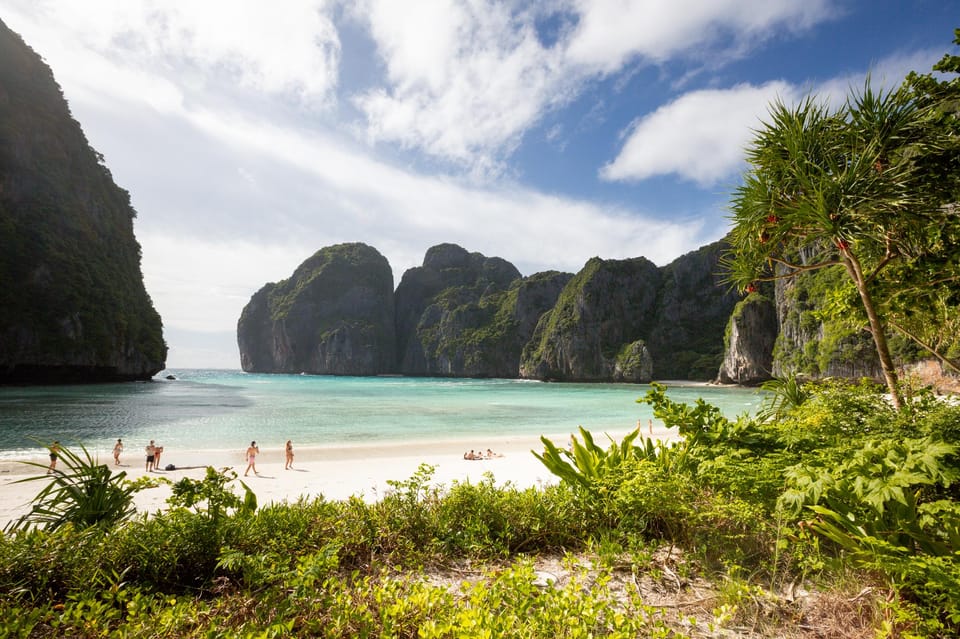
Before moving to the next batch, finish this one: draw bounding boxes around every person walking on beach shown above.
[244,441,259,476]
[113,438,123,465]
[145,440,156,472]
[285,440,294,470]
[47,441,60,474]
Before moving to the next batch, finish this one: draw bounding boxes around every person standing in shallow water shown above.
[285,440,294,470]
[244,441,259,476]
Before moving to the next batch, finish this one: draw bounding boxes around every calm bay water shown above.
[0,370,763,460]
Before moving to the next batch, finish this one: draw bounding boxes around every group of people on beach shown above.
[110,438,165,471]
[144,440,165,471]
[242,440,296,476]
[44,438,297,476]
[463,448,503,460]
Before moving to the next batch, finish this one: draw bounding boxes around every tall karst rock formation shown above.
[393,243,563,377]
[0,20,166,383]
[716,256,883,385]
[239,240,741,381]
[237,243,395,375]
[520,256,662,382]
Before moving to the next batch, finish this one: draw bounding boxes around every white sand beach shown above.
[0,433,597,528]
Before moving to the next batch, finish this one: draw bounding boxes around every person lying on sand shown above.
[484,448,503,459]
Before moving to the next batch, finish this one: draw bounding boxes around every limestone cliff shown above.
[0,20,166,383]
[716,259,884,385]
[237,243,394,375]
[771,266,881,379]
[716,293,778,385]
[646,241,741,379]
[519,256,661,381]
[393,244,525,376]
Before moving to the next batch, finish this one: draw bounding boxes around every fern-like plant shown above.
[533,425,672,495]
[8,444,140,531]
[757,375,811,422]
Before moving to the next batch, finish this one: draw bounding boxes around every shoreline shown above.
[1,429,676,529]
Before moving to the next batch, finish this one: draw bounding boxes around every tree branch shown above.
[888,320,960,375]
[767,256,843,273]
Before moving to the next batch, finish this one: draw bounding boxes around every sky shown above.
[1,1,956,369]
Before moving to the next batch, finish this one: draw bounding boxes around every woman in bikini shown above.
[244,441,259,476]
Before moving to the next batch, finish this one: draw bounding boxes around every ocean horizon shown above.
[0,369,763,461]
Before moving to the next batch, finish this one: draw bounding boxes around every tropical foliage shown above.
[7,445,142,532]
[723,52,960,408]
[1,377,959,636]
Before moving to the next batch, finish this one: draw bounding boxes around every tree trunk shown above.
[842,250,903,410]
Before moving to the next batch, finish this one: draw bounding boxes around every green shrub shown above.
[0,524,109,600]
[8,445,141,532]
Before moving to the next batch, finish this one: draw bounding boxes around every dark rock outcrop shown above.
[519,256,662,381]
[0,20,166,383]
[646,241,741,380]
[394,244,524,376]
[237,243,395,375]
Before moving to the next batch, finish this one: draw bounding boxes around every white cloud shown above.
[351,0,568,175]
[600,45,944,187]
[135,109,704,298]
[601,81,797,185]
[565,0,834,72]
[139,234,315,335]
[350,0,836,174]
[3,0,342,106]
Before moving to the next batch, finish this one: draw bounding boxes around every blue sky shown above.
[1,0,956,368]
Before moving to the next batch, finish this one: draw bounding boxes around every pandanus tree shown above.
[723,79,959,411]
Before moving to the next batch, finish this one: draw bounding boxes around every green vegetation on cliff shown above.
[0,20,166,382]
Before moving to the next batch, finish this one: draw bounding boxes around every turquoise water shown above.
[0,370,763,460]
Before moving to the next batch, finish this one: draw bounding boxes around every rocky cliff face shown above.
[646,241,741,379]
[716,294,778,384]
[716,259,883,385]
[237,243,395,375]
[394,244,524,376]
[519,257,662,381]
[771,267,881,379]
[238,240,745,382]
[0,20,166,383]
